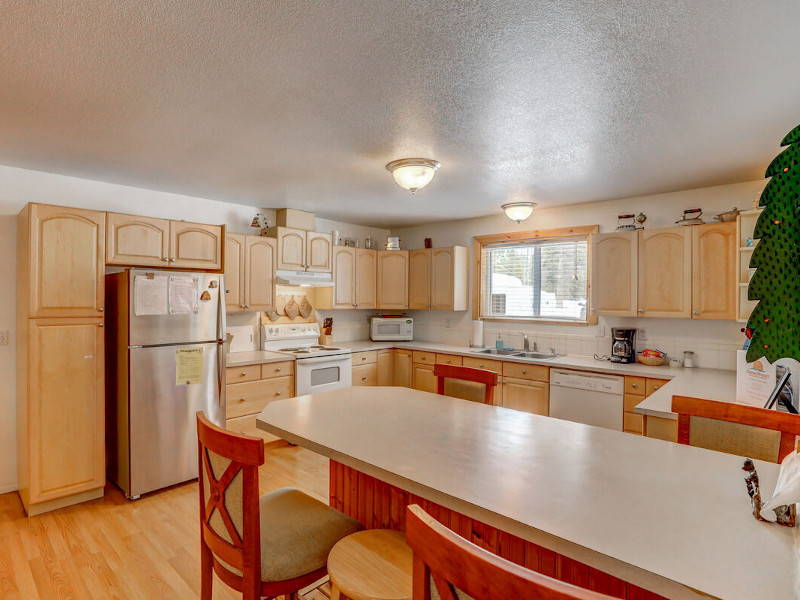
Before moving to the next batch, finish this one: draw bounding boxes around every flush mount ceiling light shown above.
[385,158,441,194]
[502,202,537,223]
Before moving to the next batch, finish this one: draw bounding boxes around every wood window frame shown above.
[472,225,599,325]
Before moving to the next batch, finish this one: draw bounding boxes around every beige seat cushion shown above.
[443,378,487,403]
[218,487,363,583]
[261,488,363,582]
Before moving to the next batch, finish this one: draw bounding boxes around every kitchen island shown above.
[257,387,798,600]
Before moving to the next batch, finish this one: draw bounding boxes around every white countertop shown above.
[257,387,798,600]
[339,340,737,419]
[226,349,293,367]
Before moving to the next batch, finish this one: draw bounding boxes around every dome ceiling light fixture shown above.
[502,201,537,223]
[385,158,441,194]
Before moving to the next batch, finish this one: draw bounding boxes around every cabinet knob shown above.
[275,391,282,396]
[522,369,527,374]
[240,372,247,376]
[239,397,245,402]
[638,309,644,313]
[98,323,104,327]
[99,307,104,312]
[275,368,281,372]
[362,356,367,361]
[170,258,176,262]
[479,363,484,368]
[653,385,660,390]
[693,311,699,315]
[362,376,367,381]
[631,383,638,388]
[446,359,451,364]
[162,257,169,262]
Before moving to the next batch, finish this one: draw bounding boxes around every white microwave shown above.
[370,317,413,341]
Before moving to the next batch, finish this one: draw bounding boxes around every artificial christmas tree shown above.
[746,123,800,363]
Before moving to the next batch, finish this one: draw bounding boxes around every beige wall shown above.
[387,180,765,367]
[0,164,388,493]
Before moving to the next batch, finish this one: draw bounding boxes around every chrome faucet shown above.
[518,331,537,352]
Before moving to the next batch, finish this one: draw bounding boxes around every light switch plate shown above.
[638,329,647,341]
[0,330,8,346]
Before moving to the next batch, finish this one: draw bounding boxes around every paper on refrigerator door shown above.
[175,347,203,385]
[134,275,168,316]
[169,276,199,314]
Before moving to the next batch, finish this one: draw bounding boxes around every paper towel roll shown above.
[471,320,484,348]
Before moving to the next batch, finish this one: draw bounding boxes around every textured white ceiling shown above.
[1,1,799,226]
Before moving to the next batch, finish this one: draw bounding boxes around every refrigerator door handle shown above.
[217,339,227,408]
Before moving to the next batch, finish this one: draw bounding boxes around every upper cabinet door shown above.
[692,222,736,320]
[244,236,276,310]
[332,246,356,308]
[408,249,431,309]
[28,204,106,317]
[355,249,377,309]
[638,227,692,318]
[169,222,223,270]
[224,233,246,311]
[275,227,306,271]
[106,213,169,266]
[306,231,332,272]
[592,231,638,317]
[431,247,469,311]
[377,250,409,309]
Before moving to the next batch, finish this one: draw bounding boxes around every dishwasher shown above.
[549,369,625,430]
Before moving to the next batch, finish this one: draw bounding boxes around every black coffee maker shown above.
[610,328,636,363]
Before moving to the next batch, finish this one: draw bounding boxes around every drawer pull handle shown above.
[276,368,281,372]
[653,385,660,390]
[631,383,637,388]
[479,363,484,368]
[239,397,245,402]
[522,369,527,374]
[362,376,367,381]
[240,372,247,376]
[446,360,451,364]
[362,356,367,361]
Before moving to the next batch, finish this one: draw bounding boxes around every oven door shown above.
[295,354,353,395]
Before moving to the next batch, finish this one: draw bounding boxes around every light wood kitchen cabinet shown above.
[436,353,462,366]
[644,415,679,442]
[502,377,548,415]
[377,349,394,385]
[271,226,306,271]
[412,363,436,393]
[266,226,333,273]
[224,233,245,310]
[225,235,277,311]
[353,362,378,386]
[624,376,669,436]
[226,360,294,445]
[377,250,409,309]
[107,212,222,270]
[592,231,638,317]
[22,203,106,318]
[408,247,469,311]
[394,349,412,387]
[106,213,169,266]
[638,227,692,318]
[306,231,333,272]
[319,247,377,309]
[169,221,223,270]
[18,318,106,515]
[355,249,377,309]
[692,222,736,320]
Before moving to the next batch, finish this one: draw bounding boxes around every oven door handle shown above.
[296,354,352,365]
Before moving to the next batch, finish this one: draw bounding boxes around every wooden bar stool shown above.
[433,363,499,404]
[327,529,413,600]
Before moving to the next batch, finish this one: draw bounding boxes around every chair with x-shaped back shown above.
[196,411,363,600]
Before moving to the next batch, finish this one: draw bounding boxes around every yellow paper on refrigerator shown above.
[175,347,203,385]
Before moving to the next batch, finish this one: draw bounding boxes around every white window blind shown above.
[481,237,588,321]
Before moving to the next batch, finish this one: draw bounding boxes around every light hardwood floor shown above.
[0,445,333,600]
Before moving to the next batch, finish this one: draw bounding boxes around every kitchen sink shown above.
[475,348,522,356]
[514,351,563,360]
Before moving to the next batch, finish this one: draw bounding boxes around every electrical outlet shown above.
[638,329,647,341]
[0,330,8,346]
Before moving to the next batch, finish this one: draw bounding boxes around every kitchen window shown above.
[473,226,598,324]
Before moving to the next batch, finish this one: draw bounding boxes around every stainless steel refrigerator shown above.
[106,269,227,498]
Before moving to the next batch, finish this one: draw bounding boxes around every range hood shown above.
[275,269,334,287]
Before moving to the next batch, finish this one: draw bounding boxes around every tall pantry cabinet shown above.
[17,203,106,516]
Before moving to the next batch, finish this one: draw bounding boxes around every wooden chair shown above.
[433,364,499,405]
[405,504,612,600]
[672,396,800,463]
[196,412,363,600]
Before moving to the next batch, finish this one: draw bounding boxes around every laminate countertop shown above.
[338,341,738,420]
[226,350,294,367]
[257,387,798,600]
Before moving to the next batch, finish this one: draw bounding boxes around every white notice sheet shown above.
[169,276,199,314]
[133,275,168,316]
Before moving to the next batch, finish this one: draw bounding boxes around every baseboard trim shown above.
[0,482,19,495]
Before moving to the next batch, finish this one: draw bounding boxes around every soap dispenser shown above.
[496,332,504,350]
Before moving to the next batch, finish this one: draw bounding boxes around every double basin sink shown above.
[476,348,563,360]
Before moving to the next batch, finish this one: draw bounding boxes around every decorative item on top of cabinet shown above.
[377,250,409,309]
[224,234,277,311]
[408,246,469,311]
[691,222,736,320]
[637,227,692,318]
[592,231,638,317]
[106,212,223,270]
